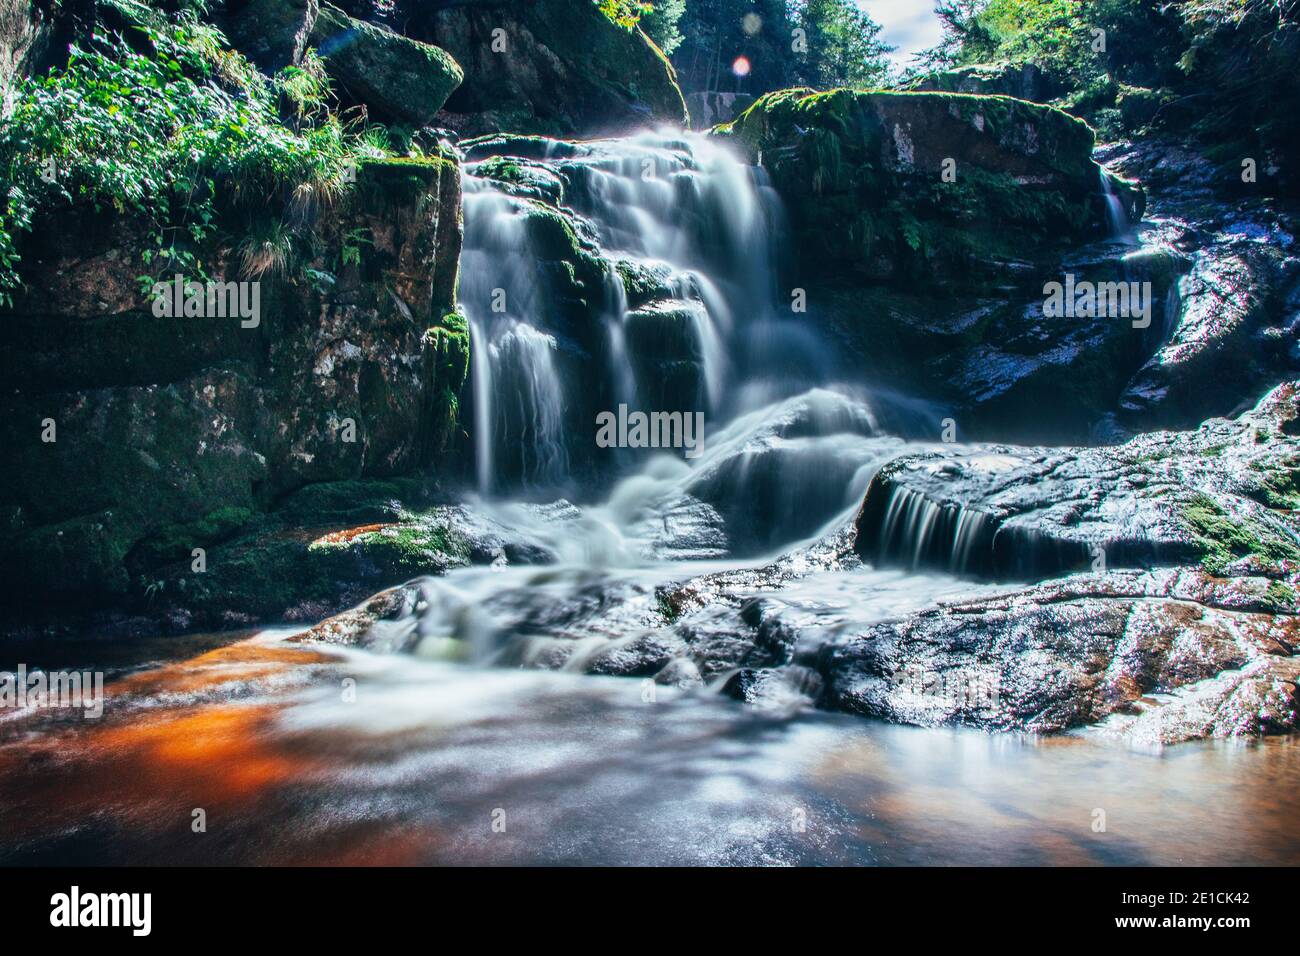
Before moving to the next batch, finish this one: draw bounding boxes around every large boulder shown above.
[223,0,319,72]
[715,88,1139,289]
[398,0,688,136]
[309,3,463,125]
[853,381,1300,581]
[901,61,1062,102]
[817,568,1300,741]
[0,155,466,616]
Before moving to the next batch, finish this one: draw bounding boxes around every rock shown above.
[687,90,753,129]
[902,61,1062,102]
[817,569,1299,737]
[224,0,319,72]
[0,155,466,619]
[309,4,463,124]
[853,381,1300,581]
[715,88,1136,290]
[1118,231,1297,432]
[397,0,688,136]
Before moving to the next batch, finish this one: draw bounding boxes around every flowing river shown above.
[3,132,1299,865]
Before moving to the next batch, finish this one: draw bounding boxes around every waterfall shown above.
[459,132,797,497]
[1100,169,1133,243]
[875,486,997,576]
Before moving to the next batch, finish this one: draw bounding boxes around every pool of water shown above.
[3,627,1297,866]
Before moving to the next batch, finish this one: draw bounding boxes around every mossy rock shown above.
[714,88,1122,290]
[398,0,687,136]
[310,4,463,125]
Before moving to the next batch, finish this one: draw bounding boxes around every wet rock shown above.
[817,570,1299,738]
[854,381,1300,580]
[1118,233,1298,431]
[398,0,687,137]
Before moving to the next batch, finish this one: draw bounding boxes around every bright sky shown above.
[856,1,946,74]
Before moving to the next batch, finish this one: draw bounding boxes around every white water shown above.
[6,137,1299,868]
[460,132,856,499]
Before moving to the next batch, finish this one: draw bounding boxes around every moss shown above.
[355,154,456,209]
[277,478,428,525]
[1181,493,1300,575]
[309,519,469,575]
[3,510,137,604]
[421,310,471,459]
[311,4,463,124]
[1262,581,1299,614]
[1249,459,1300,510]
[128,506,257,570]
[715,87,1105,290]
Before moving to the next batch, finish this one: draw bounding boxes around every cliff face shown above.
[0,156,465,613]
[398,0,689,136]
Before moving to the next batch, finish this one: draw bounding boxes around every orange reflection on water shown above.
[0,637,339,850]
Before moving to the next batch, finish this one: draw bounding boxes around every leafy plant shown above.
[0,0,392,302]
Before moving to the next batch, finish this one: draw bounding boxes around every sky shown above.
[856,0,946,74]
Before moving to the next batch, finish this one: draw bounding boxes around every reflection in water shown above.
[1,631,1297,866]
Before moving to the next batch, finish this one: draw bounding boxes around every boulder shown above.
[397,0,688,136]
[714,88,1137,289]
[817,568,1300,738]
[309,4,463,124]
[224,0,319,72]
[0,155,466,616]
[901,61,1061,102]
[853,381,1300,581]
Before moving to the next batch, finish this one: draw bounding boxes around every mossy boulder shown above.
[309,3,463,125]
[901,61,1062,102]
[398,0,687,136]
[715,88,1132,289]
[224,0,319,72]
[0,151,466,624]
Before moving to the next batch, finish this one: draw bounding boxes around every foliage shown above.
[595,0,653,29]
[915,0,1300,192]
[794,0,894,89]
[667,0,893,96]
[0,0,389,303]
[641,0,688,54]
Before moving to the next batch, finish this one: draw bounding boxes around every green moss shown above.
[128,506,256,570]
[355,155,456,208]
[1181,493,1300,575]
[1262,581,1299,614]
[1248,459,1300,510]
[715,87,1105,289]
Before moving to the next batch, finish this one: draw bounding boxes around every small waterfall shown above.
[1100,169,1133,243]
[874,485,996,576]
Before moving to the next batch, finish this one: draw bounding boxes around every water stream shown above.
[2,132,1297,865]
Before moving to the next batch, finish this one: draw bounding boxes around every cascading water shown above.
[12,130,1292,870]
[460,132,839,499]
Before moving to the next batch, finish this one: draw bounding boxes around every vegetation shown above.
[0,0,397,303]
[916,0,1300,191]
[624,0,893,96]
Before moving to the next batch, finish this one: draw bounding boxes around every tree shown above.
[794,0,894,90]
[642,0,688,54]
